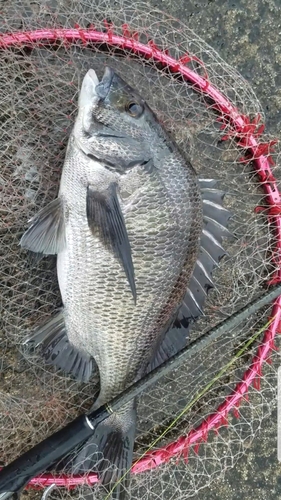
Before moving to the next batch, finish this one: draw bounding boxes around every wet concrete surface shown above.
[153,0,281,136]
[151,1,281,498]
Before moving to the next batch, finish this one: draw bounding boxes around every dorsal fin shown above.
[147,179,232,373]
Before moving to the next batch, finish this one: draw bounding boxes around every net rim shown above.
[0,25,280,488]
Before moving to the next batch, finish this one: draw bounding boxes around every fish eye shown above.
[126,101,144,118]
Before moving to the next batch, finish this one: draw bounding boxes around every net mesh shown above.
[0,1,280,499]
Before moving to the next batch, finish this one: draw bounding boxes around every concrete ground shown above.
[152,1,281,498]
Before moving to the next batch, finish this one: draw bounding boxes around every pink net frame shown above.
[0,24,280,489]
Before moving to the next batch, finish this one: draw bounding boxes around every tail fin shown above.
[67,401,136,499]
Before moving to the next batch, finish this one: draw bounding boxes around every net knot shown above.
[178,53,209,80]
[269,337,279,351]
[213,410,229,430]
[218,412,228,427]
[191,427,208,455]
[237,113,265,142]
[147,39,162,56]
[255,204,281,216]
[267,266,281,285]
[232,406,240,419]
[238,139,278,165]
[220,113,265,143]
[253,374,261,391]
[152,448,172,466]
[103,19,115,42]
[121,24,139,41]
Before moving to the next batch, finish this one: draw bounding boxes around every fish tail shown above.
[69,400,137,499]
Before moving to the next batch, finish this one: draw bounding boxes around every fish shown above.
[20,67,231,498]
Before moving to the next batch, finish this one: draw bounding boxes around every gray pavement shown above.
[152,1,281,498]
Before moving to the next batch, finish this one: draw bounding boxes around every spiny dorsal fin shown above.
[176,180,232,326]
[146,179,233,373]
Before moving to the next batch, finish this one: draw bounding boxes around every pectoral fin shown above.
[87,183,136,302]
[20,198,65,255]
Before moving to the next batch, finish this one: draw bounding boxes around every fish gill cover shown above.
[0,1,280,499]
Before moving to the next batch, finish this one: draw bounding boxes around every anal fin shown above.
[146,324,189,373]
[23,311,95,383]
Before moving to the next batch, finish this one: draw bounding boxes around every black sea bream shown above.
[21,67,231,498]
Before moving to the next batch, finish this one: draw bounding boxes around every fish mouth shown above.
[78,68,100,108]
[95,67,115,100]
[78,67,114,108]
[87,68,100,86]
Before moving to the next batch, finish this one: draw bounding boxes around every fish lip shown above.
[87,68,100,86]
[95,66,114,99]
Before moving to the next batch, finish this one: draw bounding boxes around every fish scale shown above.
[21,67,230,499]
[59,152,201,397]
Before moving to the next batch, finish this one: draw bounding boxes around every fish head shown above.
[73,67,171,170]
